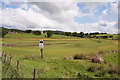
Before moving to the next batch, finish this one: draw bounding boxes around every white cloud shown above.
[102,9,108,15]
[77,21,117,34]
[1,2,118,34]
[19,3,29,10]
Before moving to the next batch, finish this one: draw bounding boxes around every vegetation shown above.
[47,31,52,37]
[1,27,119,40]
[0,56,1,79]
[33,30,41,35]
[0,27,8,38]
[1,32,119,78]
[25,30,32,33]
[0,27,119,78]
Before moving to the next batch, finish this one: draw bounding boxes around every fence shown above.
[2,52,40,79]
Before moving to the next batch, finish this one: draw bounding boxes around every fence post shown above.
[17,60,20,72]
[41,49,43,59]
[0,51,1,57]
[34,68,38,80]
[10,57,12,65]
[2,53,4,62]
[5,54,7,63]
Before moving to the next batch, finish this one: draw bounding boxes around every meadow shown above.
[1,33,119,78]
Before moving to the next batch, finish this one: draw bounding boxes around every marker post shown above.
[39,40,44,59]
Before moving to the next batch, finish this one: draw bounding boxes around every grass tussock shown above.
[74,53,104,63]
[91,56,103,63]
[43,66,50,73]
[74,53,92,60]
[87,64,119,77]
[74,50,118,63]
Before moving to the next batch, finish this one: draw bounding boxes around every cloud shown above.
[20,3,29,10]
[102,9,108,15]
[99,20,107,26]
[0,2,118,34]
[77,21,117,34]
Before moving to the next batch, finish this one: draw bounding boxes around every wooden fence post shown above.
[34,68,38,80]
[5,54,7,63]
[0,52,1,57]
[10,57,12,65]
[41,49,43,59]
[17,60,20,72]
[2,53,4,62]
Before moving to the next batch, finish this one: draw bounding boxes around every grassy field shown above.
[1,33,119,78]
[0,57,1,79]
[0,39,2,79]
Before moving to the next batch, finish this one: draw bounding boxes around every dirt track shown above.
[2,43,70,47]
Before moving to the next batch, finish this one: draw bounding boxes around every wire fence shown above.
[1,51,46,79]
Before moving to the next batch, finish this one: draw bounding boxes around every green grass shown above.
[0,57,2,79]
[96,34,119,38]
[103,53,118,66]
[2,33,119,78]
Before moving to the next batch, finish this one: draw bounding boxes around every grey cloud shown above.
[99,23,107,27]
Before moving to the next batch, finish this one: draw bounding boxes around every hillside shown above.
[1,32,119,78]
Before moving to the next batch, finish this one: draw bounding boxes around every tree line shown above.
[0,27,114,39]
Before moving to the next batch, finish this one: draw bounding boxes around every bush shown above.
[88,64,108,74]
[88,64,119,77]
[74,54,87,60]
[25,30,32,33]
[47,31,52,37]
[71,32,77,37]
[79,32,84,38]
[91,56,104,63]
[109,36,113,38]
[65,32,71,36]
[0,27,8,38]
[77,72,89,78]
[33,30,41,35]
[108,64,119,74]
[74,53,95,60]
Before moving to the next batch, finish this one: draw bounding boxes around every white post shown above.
[39,40,44,59]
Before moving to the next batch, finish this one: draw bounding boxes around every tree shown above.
[33,30,41,35]
[72,32,77,37]
[25,30,32,33]
[65,32,71,36]
[0,27,8,38]
[47,31,52,37]
[109,35,113,38]
[79,32,84,38]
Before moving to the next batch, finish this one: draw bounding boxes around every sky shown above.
[0,0,119,34]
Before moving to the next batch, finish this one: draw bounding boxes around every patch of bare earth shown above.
[2,43,70,47]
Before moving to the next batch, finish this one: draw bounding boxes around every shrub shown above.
[71,32,77,37]
[91,56,104,63]
[77,72,89,78]
[74,53,96,60]
[109,36,113,38]
[108,64,119,74]
[47,31,52,37]
[88,64,108,74]
[74,54,87,60]
[65,32,71,36]
[0,27,8,38]
[88,65,98,72]
[33,30,41,35]
[25,30,32,33]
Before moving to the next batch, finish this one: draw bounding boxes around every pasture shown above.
[1,33,119,78]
